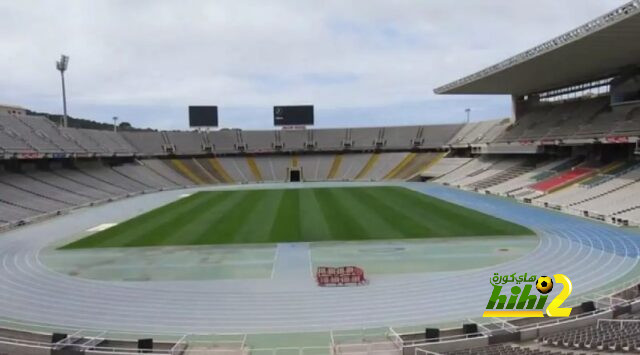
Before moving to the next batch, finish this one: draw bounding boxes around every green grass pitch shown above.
[63,186,533,249]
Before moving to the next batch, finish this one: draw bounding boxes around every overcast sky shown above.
[0,0,628,130]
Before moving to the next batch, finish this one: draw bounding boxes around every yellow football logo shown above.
[536,276,553,294]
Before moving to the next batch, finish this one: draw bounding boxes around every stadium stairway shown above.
[168,159,206,185]
[414,151,447,175]
[245,156,264,182]
[140,159,194,187]
[326,154,342,180]
[384,152,445,180]
[218,156,254,182]
[383,152,416,180]
[191,158,220,183]
[197,158,234,183]
[354,153,380,180]
[468,159,539,191]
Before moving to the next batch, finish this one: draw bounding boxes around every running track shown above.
[0,182,638,334]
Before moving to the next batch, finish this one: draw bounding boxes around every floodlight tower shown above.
[56,55,70,127]
[465,108,471,123]
[112,116,118,132]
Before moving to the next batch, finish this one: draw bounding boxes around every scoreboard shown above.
[273,105,314,126]
[188,106,218,127]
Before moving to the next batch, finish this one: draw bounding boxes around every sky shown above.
[0,0,628,130]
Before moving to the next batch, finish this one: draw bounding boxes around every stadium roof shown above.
[435,1,640,95]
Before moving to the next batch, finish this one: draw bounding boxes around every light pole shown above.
[465,108,471,123]
[56,55,70,127]
[112,116,118,132]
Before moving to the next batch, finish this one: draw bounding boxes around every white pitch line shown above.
[270,245,279,279]
[86,223,117,232]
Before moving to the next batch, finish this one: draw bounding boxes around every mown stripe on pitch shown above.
[231,189,283,244]
[353,187,436,238]
[269,189,302,242]
[198,190,268,244]
[122,192,234,247]
[298,188,331,242]
[156,191,248,246]
[190,190,258,245]
[62,192,214,248]
[313,188,370,240]
[380,186,482,236]
[342,187,425,239]
[63,186,533,248]
[390,186,531,236]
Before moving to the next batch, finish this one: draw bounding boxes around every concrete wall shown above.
[405,335,489,355]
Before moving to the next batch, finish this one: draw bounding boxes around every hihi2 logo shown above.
[483,273,572,318]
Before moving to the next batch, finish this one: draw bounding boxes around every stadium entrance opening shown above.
[289,168,301,182]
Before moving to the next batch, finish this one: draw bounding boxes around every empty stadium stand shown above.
[529,167,595,193]
[537,319,640,352]
[0,159,185,226]
[495,97,640,143]
[4,103,640,231]
[447,119,511,146]
[420,157,471,179]
[120,131,167,155]
[165,131,206,154]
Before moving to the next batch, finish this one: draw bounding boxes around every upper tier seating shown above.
[382,126,419,148]
[0,114,59,152]
[0,127,32,152]
[208,130,239,153]
[350,127,380,149]
[166,131,205,154]
[0,112,513,157]
[241,130,275,152]
[496,96,640,142]
[421,124,465,147]
[313,129,346,150]
[64,128,136,154]
[120,131,166,155]
[447,119,510,146]
[60,128,103,152]
[280,130,308,151]
[19,115,85,152]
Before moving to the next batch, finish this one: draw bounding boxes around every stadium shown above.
[2,1,640,355]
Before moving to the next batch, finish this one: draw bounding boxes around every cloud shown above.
[0,0,627,129]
